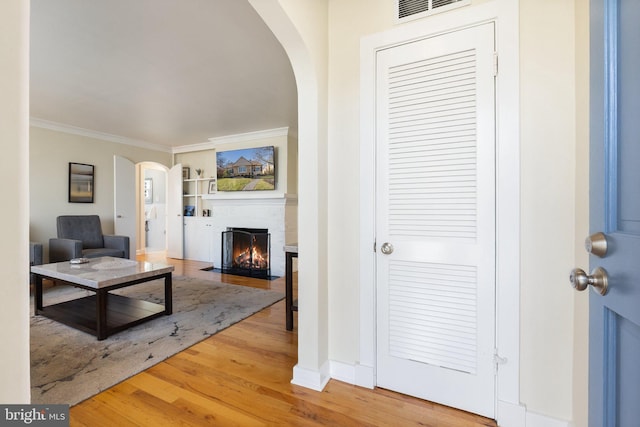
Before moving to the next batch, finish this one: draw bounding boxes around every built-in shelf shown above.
[183,177,216,217]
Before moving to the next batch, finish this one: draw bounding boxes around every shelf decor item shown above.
[208,180,216,193]
[144,178,153,204]
[184,205,195,217]
[182,167,190,180]
[195,168,203,178]
[68,162,95,203]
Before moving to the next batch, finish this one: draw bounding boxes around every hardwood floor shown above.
[69,254,497,426]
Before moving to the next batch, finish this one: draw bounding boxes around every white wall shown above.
[322,0,588,424]
[327,0,393,365]
[572,0,590,425]
[29,126,171,261]
[0,0,30,403]
[519,1,580,420]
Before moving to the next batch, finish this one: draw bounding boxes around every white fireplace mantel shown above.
[201,192,297,203]
[199,193,298,277]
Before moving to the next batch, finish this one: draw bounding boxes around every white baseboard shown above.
[497,400,571,427]
[326,360,374,389]
[329,360,356,384]
[295,362,570,427]
[525,411,571,427]
[291,361,330,391]
[354,363,375,389]
[497,401,526,427]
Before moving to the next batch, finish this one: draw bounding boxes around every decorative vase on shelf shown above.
[195,168,202,178]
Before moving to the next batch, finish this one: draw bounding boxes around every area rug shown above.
[30,276,284,406]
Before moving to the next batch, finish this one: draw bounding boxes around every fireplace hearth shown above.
[221,228,271,279]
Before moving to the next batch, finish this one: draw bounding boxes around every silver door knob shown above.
[585,232,608,257]
[380,242,394,255]
[570,267,609,296]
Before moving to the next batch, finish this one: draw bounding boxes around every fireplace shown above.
[221,228,271,279]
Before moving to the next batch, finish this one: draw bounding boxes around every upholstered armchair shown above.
[29,241,43,284]
[49,215,130,262]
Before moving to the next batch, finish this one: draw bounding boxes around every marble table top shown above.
[30,256,174,289]
[284,243,298,253]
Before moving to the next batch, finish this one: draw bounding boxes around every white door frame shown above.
[359,1,521,422]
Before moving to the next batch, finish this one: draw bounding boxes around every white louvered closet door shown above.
[375,23,496,418]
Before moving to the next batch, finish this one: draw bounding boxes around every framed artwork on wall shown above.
[68,162,94,203]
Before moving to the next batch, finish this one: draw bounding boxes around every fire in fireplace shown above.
[221,228,271,278]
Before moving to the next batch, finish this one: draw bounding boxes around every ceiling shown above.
[29,0,298,150]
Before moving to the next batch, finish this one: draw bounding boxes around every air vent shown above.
[397,0,470,21]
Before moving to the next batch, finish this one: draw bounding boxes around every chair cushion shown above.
[83,248,126,258]
[57,215,104,249]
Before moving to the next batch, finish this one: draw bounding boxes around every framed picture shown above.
[208,180,216,194]
[182,167,190,180]
[68,162,94,203]
[144,178,153,204]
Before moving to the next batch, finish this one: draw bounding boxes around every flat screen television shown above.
[216,146,275,191]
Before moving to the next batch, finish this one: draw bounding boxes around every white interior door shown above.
[114,155,136,258]
[375,23,496,418]
[166,163,184,259]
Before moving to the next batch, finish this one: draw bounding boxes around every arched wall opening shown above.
[249,0,330,389]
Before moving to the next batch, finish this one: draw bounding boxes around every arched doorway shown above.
[138,162,169,255]
[249,1,329,389]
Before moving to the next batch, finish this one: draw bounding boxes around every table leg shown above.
[96,290,107,340]
[164,273,173,315]
[286,252,294,331]
[34,274,43,313]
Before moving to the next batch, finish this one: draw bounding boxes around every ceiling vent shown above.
[397,0,470,22]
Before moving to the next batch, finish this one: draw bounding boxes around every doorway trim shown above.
[359,1,521,422]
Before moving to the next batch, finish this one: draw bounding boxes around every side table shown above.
[284,244,298,331]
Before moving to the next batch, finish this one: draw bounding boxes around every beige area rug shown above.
[30,276,283,406]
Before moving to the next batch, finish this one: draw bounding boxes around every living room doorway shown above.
[141,163,169,254]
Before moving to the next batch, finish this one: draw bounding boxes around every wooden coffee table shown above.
[31,257,174,340]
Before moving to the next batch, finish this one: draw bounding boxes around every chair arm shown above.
[49,238,83,262]
[103,235,130,259]
[29,241,44,285]
[29,242,43,266]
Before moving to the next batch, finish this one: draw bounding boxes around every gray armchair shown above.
[30,241,43,284]
[49,215,130,262]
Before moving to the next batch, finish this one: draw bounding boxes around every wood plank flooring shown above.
[69,254,497,426]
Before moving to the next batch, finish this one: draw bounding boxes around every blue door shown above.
[588,0,640,425]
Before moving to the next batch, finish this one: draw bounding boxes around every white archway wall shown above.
[249,0,331,386]
[0,0,30,403]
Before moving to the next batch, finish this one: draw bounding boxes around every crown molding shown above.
[172,127,290,154]
[29,117,172,153]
